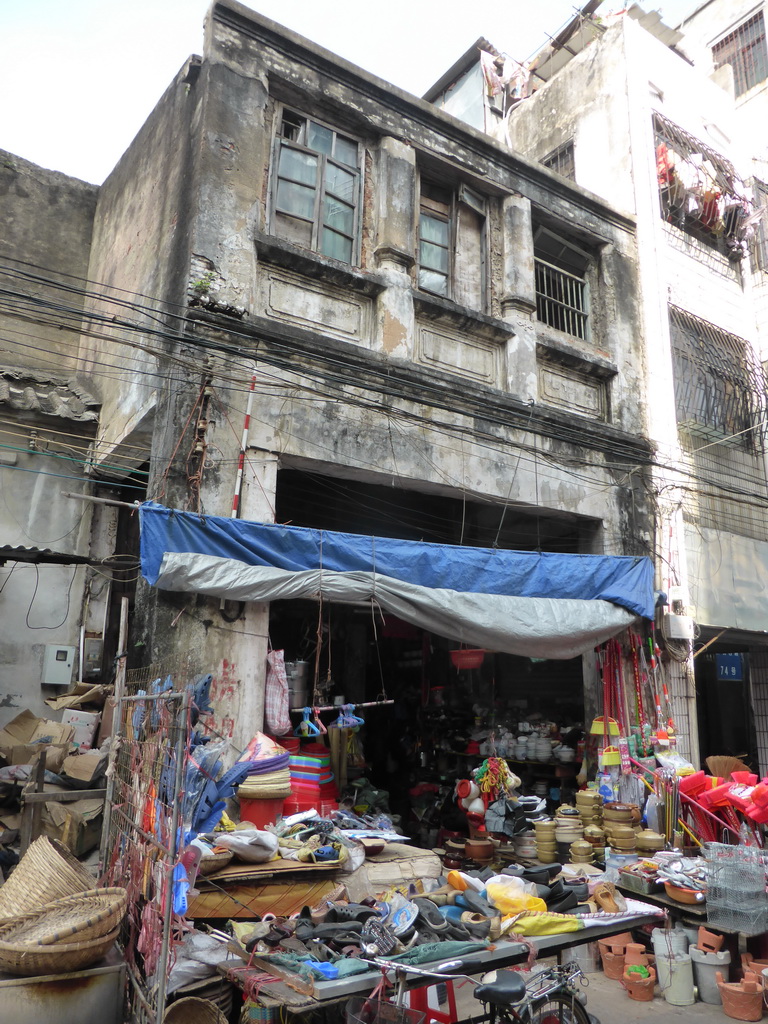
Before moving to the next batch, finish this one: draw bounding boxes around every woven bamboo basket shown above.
[0,836,95,921]
[163,995,228,1023]
[198,850,233,876]
[0,888,128,945]
[0,925,119,976]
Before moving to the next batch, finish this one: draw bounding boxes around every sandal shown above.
[326,902,378,924]
[361,917,397,955]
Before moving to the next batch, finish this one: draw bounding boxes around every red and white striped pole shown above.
[231,373,257,518]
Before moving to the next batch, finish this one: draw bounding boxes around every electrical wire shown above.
[5,254,768,528]
[25,564,78,629]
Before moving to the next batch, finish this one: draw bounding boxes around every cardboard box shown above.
[45,682,111,712]
[41,792,104,856]
[0,710,74,768]
[61,750,108,785]
[61,709,101,751]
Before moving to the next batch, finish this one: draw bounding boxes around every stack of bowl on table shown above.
[602,802,637,854]
[534,819,557,862]
[554,805,584,862]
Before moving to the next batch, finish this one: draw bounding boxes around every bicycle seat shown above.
[474,970,527,1006]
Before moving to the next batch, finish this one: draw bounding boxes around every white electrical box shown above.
[664,613,694,640]
[42,644,76,686]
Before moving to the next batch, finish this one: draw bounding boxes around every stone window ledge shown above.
[413,291,513,343]
[255,232,386,298]
[535,328,617,379]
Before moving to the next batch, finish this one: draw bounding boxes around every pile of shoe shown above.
[505,863,590,915]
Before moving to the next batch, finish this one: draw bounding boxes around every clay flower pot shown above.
[717,971,764,1021]
[623,966,656,1001]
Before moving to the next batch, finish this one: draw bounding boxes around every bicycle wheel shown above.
[528,992,591,1024]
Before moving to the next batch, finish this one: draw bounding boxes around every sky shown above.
[1,0,701,185]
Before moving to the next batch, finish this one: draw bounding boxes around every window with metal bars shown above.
[670,305,762,447]
[534,226,590,340]
[653,112,753,258]
[712,12,768,98]
[270,109,361,265]
[542,141,576,181]
[750,179,768,271]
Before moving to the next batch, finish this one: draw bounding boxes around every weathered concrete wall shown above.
[0,425,95,727]
[78,58,204,467]
[0,150,98,373]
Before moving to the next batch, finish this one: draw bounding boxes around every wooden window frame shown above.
[417,178,487,309]
[270,108,362,265]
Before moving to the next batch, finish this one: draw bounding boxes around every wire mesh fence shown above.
[101,655,201,1023]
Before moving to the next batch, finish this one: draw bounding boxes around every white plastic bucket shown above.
[656,952,695,1006]
[652,926,689,958]
[571,941,600,973]
[690,945,730,1004]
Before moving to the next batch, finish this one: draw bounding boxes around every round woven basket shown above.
[0,888,128,945]
[0,925,119,976]
[163,996,228,1023]
[0,836,95,922]
[198,850,233,876]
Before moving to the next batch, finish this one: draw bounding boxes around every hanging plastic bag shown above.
[265,649,292,736]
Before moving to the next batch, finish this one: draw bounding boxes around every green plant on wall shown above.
[191,271,216,296]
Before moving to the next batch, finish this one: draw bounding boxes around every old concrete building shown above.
[0,153,131,723]
[673,0,768,364]
[493,5,768,770]
[1,2,656,755]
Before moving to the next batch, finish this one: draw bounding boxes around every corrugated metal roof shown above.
[0,367,99,422]
[0,545,138,568]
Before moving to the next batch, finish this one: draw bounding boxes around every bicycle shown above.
[352,955,595,1024]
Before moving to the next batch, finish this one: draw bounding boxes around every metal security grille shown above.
[713,12,768,98]
[750,650,768,778]
[670,305,768,539]
[653,112,752,257]
[542,141,575,181]
[751,178,768,271]
[670,305,763,445]
[534,258,588,339]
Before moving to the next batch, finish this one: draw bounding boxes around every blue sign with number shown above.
[716,654,743,681]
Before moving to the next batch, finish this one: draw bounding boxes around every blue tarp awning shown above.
[139,502,653,659]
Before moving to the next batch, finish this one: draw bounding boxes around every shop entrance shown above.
[268,467,597,844]
[695,643,759,772]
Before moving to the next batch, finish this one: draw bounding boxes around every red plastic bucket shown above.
[239,796,285,828]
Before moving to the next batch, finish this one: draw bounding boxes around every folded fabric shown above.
[502,910,583,936]
[215,829,280,863]
[389,940,488,964]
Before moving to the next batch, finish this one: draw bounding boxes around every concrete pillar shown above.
[500,194,538,402]
[227,449,278,753]
[373,137,416,359]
